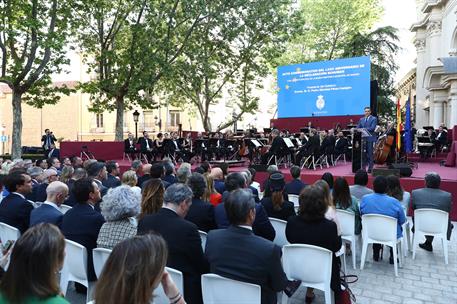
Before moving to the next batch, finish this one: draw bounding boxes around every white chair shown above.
[288,194,300,212]
[281,244,334,304]
[401,220,412,257]
[269,217,289,247]
[92,248,112,279]
[154,267,184,304]
[412,209,449,264]
[60,239,94,302]
[360,214,402,276]
[201,273,261,304]
[0,222,20,244]
[336,209,357,269]
[60,204,72,214]
[199,230,208,252]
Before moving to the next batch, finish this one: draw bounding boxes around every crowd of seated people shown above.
[0,154,453,304]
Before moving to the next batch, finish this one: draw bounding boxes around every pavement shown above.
[65,218,457,304]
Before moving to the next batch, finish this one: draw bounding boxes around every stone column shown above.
[414,36,427,127]
[450,81,457,127]
[432,101,443,129]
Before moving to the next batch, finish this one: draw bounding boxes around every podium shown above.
[352,128,371,173]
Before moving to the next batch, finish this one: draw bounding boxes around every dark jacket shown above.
[102,174,121,189]
[249,185,260,202]
[185,198,217,232]
[64,179,77,206]
[138,137,154,153]
[284,179,307,195]
[61,203,105,281]
[32,183,48,203]
[137,208,209,304]
[214,180,225,194]
[124,138,137,152]
[137,174,152,188]
[0,193,34,233]
[260,197,296,221]
[215,201,275,241]
[206,226,288,304]
[30,203,63,228]
[162,174,178,185]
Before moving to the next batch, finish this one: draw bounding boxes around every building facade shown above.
[411,0,457,129]
[396,68,417,124]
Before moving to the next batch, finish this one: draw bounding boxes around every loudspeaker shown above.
[372,168,400,177]
[388,163,413,177]
[370,80,379,117]
[249,164,268,172]
[352,131,362,173]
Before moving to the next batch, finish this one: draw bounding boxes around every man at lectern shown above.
[357,107,377,173]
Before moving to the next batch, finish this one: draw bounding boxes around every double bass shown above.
[374,125,395,164]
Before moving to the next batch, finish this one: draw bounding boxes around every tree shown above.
[74,0,207,140]
[163,0,291,132]
[0,0,75,158]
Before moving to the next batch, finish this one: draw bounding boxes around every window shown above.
[170,110,181,127]
[143,111,155,130]
[96,114,104,128]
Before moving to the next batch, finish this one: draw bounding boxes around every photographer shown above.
[41,129,57,157]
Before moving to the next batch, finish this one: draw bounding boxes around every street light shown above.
[232,111,237,134]
[133,110,140,140]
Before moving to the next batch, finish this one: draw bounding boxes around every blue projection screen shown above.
[277,56,371,118]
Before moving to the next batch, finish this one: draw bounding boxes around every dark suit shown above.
[262,136,287,164]
[261,197,296,221]
[334,137,349,156]
[138,137,154,162]
[214,202,275,241]
[30,203,63,228]
[411,188,453,240]
[205,226,287,304]
[286,216,342,297]
[285,179,306,195]
[0,193,34,233]
[357,115,378,170]
[162,174,178,185]
[185,198,217,232]
[102,174,121,189]
[214,180,225,194]
[93,179,108,197]
[61,203,105,281]
[124,138,137,153]
[249,185,260,202]
[47,148,60,159]
[137,174,152,188]
[32,183,48,203]
[138,208,209,304]
[64,179,77,206]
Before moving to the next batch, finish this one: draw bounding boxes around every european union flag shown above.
[404,96,413,153]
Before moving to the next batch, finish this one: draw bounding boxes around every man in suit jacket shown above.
[41,129,57,156]
[262,129,287,164]
[138,131,154,162]
[334,131,348,157]
[0,172,34,233]
[357,107,378,172]
[30,181,68,228]
[214,172,275,241]
[32,168,59,203]
[185,173,216,232]
[411,172,453,251]
[285,166,307,195]
[206,189,288,304]
[137,183,208,304]
[124,132,138,159]
[162,161,178,185]
[87,161,108,198]
[61,178,105,283]
[102,161,121,189]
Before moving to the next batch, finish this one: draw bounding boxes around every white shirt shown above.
[238,225,253,231]
[12,192,25,200]
[43,201,62,212]
[146,139,150,149]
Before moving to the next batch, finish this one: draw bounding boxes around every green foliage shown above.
[163,0,292,132]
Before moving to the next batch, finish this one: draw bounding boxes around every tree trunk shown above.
[11,91,23,159]
[114,96,124,141]
[202,114,212,132]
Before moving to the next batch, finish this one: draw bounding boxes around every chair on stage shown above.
[300,154,316,170]
[80,145,95,161]
[333,152,347,166]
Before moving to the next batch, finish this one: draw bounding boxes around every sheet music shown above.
[251,139,262,148]
[283,138,295,148]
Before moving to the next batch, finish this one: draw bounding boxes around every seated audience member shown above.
[61,178,105,290]
[203,173,222,206]
[97,186,140,249]
[210,167,225,194]
[47,157,61,172]
[162,161,178,185]
[0,171,33,233]
[33,168,59,203]
[137,164,152,188]
[28,166,44,185]
[64,168,86,206]
[121,170,142,196]
[185,173,217,232]
[131,159,143,178]
[285,166,307,195]
[360,175,406,263]
[87,162,108,197]
[244,170,260,202]
[286,185,342,302]
[139,178,165,219]
[215,172,275,241]
[70,156,83,169]
[321,172,334,191]
[349,169,373,201]
[146,163,170,189]
[83,159,97,171]
[94,234,185,304]
[386,175,410,215]
[261,173,296,221]
[0,223,69,304]
[248,167,261,193]
[333,177,361,235]
[176,162,192,183]
[262,165,279,193]
[200,161,211,174]
[102,160,121,189]
[30,181,68,228]
[315,180,342,235]
[59,166,74,184]
[137,183,209,304]
[411,172,452,252]
[206,189,288,304]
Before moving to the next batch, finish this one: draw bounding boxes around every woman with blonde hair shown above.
[59,166,74,184]
[94,233,185,304]
[121,170,141,195]
[139,178,165,219]
[203,173,222,206]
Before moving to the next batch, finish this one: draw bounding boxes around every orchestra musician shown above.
[261,129,287,164]
[163,132,185,162]
[194,132,209,161]
[180,132,194,162]
[123,132,138,159]
[154,133,164,160]
[294,129,320,165]
[357,107,378,173]
[138,131,154,163]
[334,131,348,158]
[435,126,448,151]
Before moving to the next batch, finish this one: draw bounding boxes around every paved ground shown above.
[65,218,457,304]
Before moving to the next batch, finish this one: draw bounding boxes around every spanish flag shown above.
[396,99,402,152]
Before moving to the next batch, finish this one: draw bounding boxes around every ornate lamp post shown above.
[133,110,140,140]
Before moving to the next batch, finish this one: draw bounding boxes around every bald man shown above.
[30,181,69,228]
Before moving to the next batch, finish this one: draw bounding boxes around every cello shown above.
[374,124,395,164]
